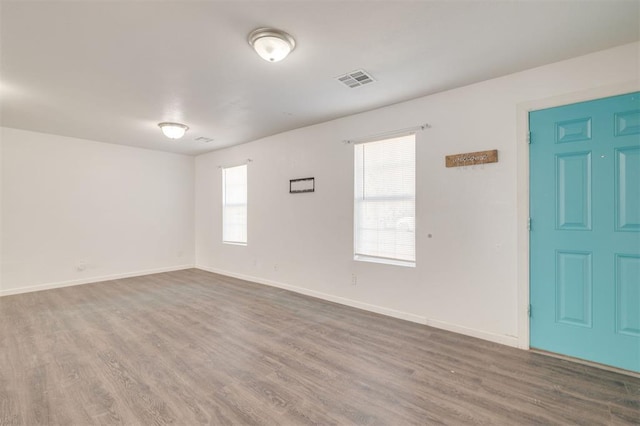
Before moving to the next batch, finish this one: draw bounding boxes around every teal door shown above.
[530,92,640,373]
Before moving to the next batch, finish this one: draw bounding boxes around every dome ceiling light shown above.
[248,28,296,63]
[158,122,189,139]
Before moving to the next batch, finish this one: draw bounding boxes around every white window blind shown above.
[354,134,415,266]
[222,164,247,245]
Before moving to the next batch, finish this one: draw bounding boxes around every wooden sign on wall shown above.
[445,149,498,168]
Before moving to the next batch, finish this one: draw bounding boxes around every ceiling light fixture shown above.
[248,28,296,62]
[158,122,189,139]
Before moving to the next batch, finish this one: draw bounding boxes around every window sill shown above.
[223,241,247,246]
[354,254,415,268]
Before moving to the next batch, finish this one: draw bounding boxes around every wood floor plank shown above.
[1,268,639,425]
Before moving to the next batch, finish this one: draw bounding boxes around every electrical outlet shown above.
[351,274,357,286]
[77,262,87,272]
[274,264,279,272]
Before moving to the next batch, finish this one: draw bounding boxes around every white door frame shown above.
[515,80,640,350]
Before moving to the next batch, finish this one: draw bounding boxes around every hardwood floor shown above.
[1,269,638,425]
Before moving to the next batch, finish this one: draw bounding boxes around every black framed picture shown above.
[290,177,315,193]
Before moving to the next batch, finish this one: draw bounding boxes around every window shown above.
[222,164,247,245]
[354,134,415,266]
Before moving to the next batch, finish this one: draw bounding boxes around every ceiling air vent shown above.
[336,69,375,88]
[195,136,214,143]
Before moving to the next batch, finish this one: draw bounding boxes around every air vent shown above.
[336,69,375,88]
[195,137,214,143]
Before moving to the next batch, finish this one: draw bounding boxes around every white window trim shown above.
[353,134,416,267]
[353,254,416,268]
[222,164,248,246]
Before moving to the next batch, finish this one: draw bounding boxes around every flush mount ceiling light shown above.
[158,122,189,139]
[248,28,296,62]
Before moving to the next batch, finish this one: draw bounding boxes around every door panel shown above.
[530,92,640,373]
[555,250,592,328]
[616,146,640,231]
[555,152,591,230]
[616,254,640,337]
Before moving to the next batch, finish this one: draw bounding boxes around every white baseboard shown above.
[0,264,195,297]
[195,265,519,348]
[423,318,519,347]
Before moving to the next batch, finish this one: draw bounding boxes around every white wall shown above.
[195,42,640,347]
[0,133,3,292]
[1,127,195,295]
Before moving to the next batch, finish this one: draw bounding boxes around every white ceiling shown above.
[1,1,639,156]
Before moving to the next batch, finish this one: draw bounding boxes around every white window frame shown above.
[222,164,248,245]
[354,134,416,267]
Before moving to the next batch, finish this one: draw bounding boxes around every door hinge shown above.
[527,132,532,144]
[527,217,532,231]
[528,304,532,317]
